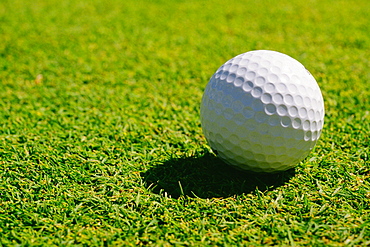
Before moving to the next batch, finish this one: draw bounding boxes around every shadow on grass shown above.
[141,151,296,199]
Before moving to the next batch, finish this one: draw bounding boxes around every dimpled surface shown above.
[200,50,325,172]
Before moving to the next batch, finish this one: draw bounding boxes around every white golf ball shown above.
[200,50,325,172]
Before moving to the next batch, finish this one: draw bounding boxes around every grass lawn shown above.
[0,0,369,246]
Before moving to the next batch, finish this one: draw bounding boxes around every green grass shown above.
[0,0,369,246]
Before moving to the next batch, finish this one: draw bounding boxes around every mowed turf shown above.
[0,0,369,246]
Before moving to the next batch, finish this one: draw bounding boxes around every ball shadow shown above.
[141,151,296,199]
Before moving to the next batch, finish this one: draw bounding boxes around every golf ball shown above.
[200,50,325,172]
